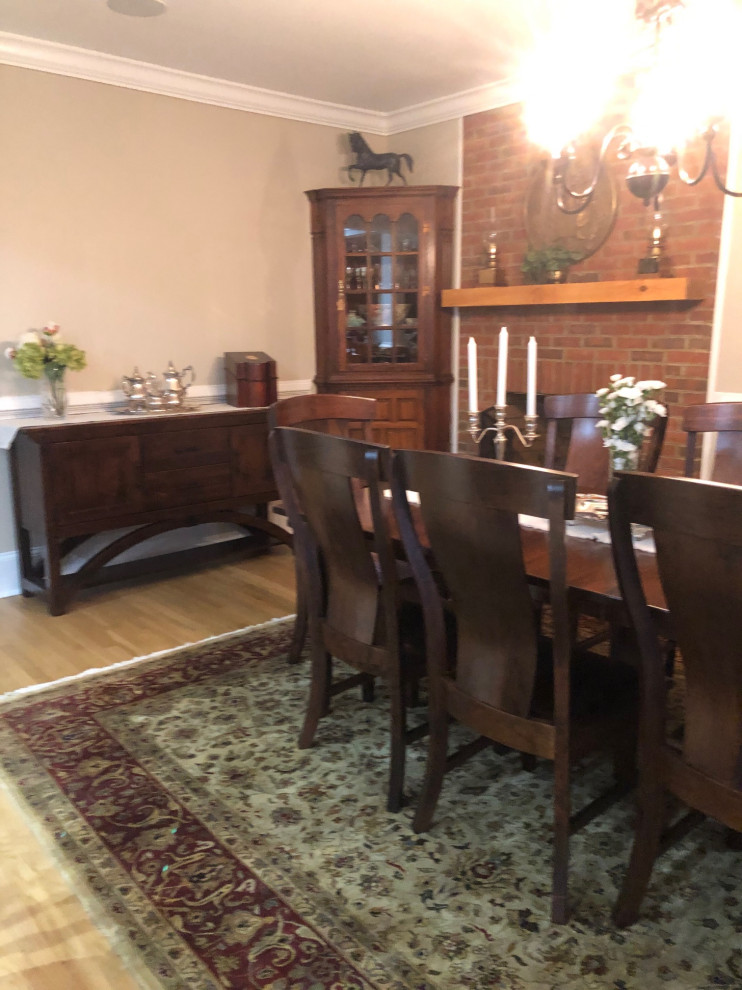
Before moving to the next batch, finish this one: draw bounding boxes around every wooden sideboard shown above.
[10,407,288,615]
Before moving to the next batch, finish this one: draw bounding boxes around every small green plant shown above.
[521,244,582,284]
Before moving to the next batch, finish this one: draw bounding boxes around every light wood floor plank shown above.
[0,548,297,989]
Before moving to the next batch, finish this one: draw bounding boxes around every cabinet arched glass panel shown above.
[341,210,420,366]
[344,214,367,253]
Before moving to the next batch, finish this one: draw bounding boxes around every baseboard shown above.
[0,550,21,598]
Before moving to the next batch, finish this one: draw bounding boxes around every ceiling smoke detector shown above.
[107,0,166,17]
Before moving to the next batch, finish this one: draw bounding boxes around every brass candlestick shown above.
[468,406,539,460]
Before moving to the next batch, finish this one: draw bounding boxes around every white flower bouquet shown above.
[596,374,667,470]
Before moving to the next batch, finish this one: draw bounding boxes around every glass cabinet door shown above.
[342,211,419,367]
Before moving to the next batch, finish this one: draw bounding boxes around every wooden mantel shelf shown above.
[441,277,704,309]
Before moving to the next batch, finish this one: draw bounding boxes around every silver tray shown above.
[113,403,201,416]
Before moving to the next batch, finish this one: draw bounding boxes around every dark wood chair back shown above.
[609,471,742,926]
[271,427,424,812]
[267,393,377,663]
[682,401,742,484]
[267,393,377,438]
[543,392,666,494]
[392,450,638,922]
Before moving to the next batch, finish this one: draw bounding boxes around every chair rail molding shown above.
[0,379,312,422]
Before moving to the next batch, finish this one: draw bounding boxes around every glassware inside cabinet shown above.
[370,329,393,363]
[395,255,418,289]
[369,214,392,252]
[346,325,369,363]
[370,255,392,291]
[344,214,367,254]
[396,213,419,252]
[396,328,418,363]
[344,259,367,290]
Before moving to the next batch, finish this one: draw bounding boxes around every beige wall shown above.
[0,65,347,399]
[0,64,461,564]
[392,119,461,188]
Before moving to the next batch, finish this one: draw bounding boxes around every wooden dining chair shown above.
[609,471,742,927]
[543,392,668,657]
[682,401,742,484]
[270,426,426,812]
[543,393,667,495]
[392,450,639,923]
[267,393,377,663]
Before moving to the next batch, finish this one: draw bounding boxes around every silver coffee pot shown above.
[121,367,148,413]
[146,361,195,410]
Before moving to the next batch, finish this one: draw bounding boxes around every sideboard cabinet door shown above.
[46,436,142,525]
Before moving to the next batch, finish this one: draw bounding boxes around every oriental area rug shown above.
[1,618,740,990]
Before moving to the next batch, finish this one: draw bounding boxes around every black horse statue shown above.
[347,132,414,186]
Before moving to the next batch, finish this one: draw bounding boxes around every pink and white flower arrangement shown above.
[5,322,86,380]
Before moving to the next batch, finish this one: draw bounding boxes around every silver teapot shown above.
[146,361,195,410]
[121,367,148,413]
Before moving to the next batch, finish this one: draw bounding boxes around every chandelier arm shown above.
[557,124,636,200]
[676,135,713,187]
[710,153,742,198]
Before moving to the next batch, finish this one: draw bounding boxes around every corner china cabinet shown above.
[306,186,458,450]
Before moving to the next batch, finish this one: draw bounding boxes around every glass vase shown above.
[609,446,639,481]
[41,367,68,418]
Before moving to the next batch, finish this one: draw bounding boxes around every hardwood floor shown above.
[0,547,297,989]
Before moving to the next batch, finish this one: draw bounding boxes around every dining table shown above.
[518,521,670,637]
[361,489,672,640]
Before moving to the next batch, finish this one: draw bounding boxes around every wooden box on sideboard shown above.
[224,352,278,407]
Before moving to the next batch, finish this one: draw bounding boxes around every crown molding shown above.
[0,32,522,134]
[0,32,389,133]
[385,79,521,134]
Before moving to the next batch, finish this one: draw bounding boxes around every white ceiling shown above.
[0,0,567,126]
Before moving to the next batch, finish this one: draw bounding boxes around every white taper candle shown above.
[467,337,478,412]
[526,336,537,417]
[496,326,508,407]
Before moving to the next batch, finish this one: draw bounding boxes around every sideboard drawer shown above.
[144,463,233,508]
[140,428,231,471]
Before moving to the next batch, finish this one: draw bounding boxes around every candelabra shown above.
[468,407,539,461]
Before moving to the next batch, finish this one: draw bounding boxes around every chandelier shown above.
[522,0,742,214]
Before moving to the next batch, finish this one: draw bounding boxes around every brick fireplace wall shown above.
[457,102,727,475]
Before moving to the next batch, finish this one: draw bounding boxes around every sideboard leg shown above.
[43,541,68,616]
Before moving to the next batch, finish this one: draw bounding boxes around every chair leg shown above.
[551,752,571,924]
[612,726,638,789]
[287,565,308,664]
[663,639,677,680]
[413,714,449,833]
[387,678,407,813]
[298,642,332,749]
[361,675,375,702]
[613,786,665,928]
